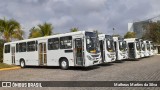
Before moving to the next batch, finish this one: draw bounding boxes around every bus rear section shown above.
[98,34,116,63]
[113,37,128,61]
[3,31,101,70]
[124,38,141,59]
[3,44,13,65]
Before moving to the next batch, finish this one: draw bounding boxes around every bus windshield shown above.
[141,43,145,51]
[119,41,127,51]
[136,42,140,51]
[150,42,154,50]
[147,43,150,50]
[85,32,100,53]
[106,40,115,52]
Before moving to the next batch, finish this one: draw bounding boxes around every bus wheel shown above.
[60,59,69,70]
[20,60,25,68]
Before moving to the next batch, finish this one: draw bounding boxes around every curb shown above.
[0,67,21,71]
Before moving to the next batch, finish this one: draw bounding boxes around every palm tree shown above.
[29,22,53,38]
[0,39,5,63]
[38,22,53,36]
[0,18,24,42]
[12,28,24,40]
[70,27,79,32]
[28,27,42,38]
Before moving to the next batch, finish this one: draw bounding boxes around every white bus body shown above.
[139,39,145,58]
[113,37,128,60]
[98,34,116,63]
[143,40,150,57]
[153,46,158,55]
[124,38,141,59]
[3,31,101,69]
[148,41,154,56]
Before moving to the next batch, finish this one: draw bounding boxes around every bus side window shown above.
[27,41,36,52]
[4,44,10,53]
[36,41,38,51]
[48,38,59,50]
[60,36,72,49]
[16,43,19,52]
[19,42,26,52]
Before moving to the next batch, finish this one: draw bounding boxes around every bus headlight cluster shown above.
[87,55,92,60]
[107,54,111,58]
[120,53,123,56]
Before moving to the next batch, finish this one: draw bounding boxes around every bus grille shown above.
[91,54,99,57]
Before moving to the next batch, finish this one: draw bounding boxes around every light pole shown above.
[113,28,115,36]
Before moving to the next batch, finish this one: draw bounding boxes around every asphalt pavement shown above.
[0,55,160,90]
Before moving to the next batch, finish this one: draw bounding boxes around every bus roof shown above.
[4,31,92,45]
[98,34,113,40]
[124,38,139,43]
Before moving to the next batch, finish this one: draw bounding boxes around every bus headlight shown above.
[87,55,92,60]
[107,54,111,58]
[120,53,123,56]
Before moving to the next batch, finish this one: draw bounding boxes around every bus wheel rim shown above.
[21,61,24,67]
[62,61,67,67]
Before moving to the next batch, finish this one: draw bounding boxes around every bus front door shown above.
[39,43,47,65]
[128,43,135,59]
[99,40,105,62]
[11,47,15,64]
[74,38,84,66]
[114,42,118,60]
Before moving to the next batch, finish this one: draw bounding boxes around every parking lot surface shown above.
[0,55,160,90]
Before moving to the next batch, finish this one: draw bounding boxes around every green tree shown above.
[0,39,5,63]
[0,18,24,42]
[124,32,136,38]
[70,27,79,32]
[93,30,102,34]
[28,27,42,38]
[29,22,53,38]
[112,34,121,37]
[142,22,160,44]
[38,22,53,36]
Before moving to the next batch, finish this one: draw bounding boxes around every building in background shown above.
[128,15,160,54]
[128,20,150,38]
[128,15,160,38]
[128,23,134,32]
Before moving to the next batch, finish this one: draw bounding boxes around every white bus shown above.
[143,40,150,57]
[153,45,158,55]
[124,38,141,59]
[113,37,128,60]
[139,39,145,58]
[98,34,116,63]
[148,41,154,56]
[3,31,102,69]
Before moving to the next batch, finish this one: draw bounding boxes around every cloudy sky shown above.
[0,0,160,38]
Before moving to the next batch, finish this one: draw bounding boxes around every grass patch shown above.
[0,63,17,69]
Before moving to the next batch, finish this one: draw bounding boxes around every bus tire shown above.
[20,59,25,68]
[60,58,69,70]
